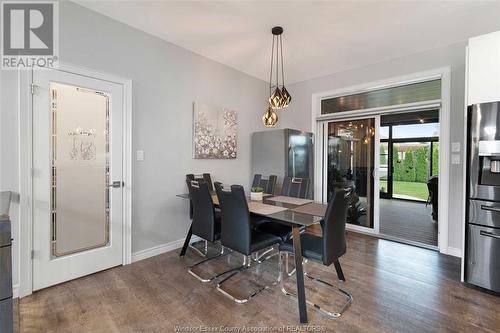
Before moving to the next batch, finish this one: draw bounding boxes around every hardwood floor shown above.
[19,232,500,333]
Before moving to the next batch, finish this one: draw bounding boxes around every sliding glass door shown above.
[325,118,378,230]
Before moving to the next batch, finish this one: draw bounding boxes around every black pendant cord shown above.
[280,35,285,88]
[269,35,275,97]
[275,35,280,89]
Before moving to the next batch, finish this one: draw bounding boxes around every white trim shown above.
[12,284,19,299]
[315,100,441,122]
[347,223,379,235]
[461,47,470,282]
[311,66,452,255]
[446,247,463,258]
[19,69,33,298]
[131,236,203,263]
[438,66,452,255]
[132,240,185,263]
[373,115,381,234]
[18,62,133,297]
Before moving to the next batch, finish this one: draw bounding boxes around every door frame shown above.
[18,63,132,297]
[311,67,451,255]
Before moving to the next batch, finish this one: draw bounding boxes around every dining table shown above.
[176,192,328,324]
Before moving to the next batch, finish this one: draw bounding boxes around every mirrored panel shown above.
[50,82,110,257]
[327,119,375,229]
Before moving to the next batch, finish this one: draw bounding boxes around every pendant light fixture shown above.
[262,106,278,127]
[262,26,291,127]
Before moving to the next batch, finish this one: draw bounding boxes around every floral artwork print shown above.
[193,103,237,159]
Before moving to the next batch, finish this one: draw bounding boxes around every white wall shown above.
[279,42,468,252]
[0,1,268,292]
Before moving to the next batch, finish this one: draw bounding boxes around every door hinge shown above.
[31,250,34,260]
[30,83,37,95]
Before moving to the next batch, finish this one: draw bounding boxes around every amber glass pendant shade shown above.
[280,86,292,108]
[262,107,278,127]
[269,87,284,109]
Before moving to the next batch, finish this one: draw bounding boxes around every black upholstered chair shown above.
[251,174,262,188]
[186,181,226,282]
[215,184,282,303]
[186,173,214,191]
[262,175,278,195]
[281,176,310,199]
[186,173,213,220]
[427,176,438,221]
[279,189,353,318]
[253,174,278,195]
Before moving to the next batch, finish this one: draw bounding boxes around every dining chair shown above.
[281,177,310,199]
[251,174,262,188]
[215,183,282,303]
[262,175,277,195]
[278,189,352,318]
[185,174,214,257]
[186,181,227,282]
[186,173,214,191]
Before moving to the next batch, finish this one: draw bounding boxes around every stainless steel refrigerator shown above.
[251,128,314,198]
[466,101,500,293]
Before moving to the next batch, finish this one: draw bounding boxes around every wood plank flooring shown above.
[19,232,500,333]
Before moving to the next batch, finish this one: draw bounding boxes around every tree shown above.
[415,147,428,183]
[392,145,402,181]
[380,145,387,165]
[432,143,439,176]
[402,150,416,182]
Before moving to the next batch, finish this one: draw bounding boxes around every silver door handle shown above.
[108,181,123,188]
[480,205,500,213]
[480,230,500,240]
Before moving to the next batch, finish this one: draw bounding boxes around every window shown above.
[392,123,439,139]
[321,79,441,115]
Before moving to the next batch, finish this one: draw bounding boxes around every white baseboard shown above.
[445,246,462,258]
[13,284,19,299]
[131,236,202,263]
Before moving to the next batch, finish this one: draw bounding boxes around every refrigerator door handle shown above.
[480,205,500,213]
[480,230,500,240]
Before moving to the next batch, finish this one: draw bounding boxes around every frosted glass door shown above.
[51,83,110,257]
[33,68,123,291]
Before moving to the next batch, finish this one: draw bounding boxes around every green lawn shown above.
[380,180,428,201]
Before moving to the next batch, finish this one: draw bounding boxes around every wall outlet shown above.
[136,150,144,161]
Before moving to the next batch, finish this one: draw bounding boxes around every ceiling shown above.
[75,1,500,84]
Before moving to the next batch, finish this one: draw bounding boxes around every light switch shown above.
[452,142,461,152]
[451,154,460,164]
[136,150,144,161]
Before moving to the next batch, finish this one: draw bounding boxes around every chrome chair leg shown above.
[216,254,279,304]
[253,245,279,263]
[279,252,352,318]
[285,252,308,276]
[188,245,233,282]
[189,239,209,257]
